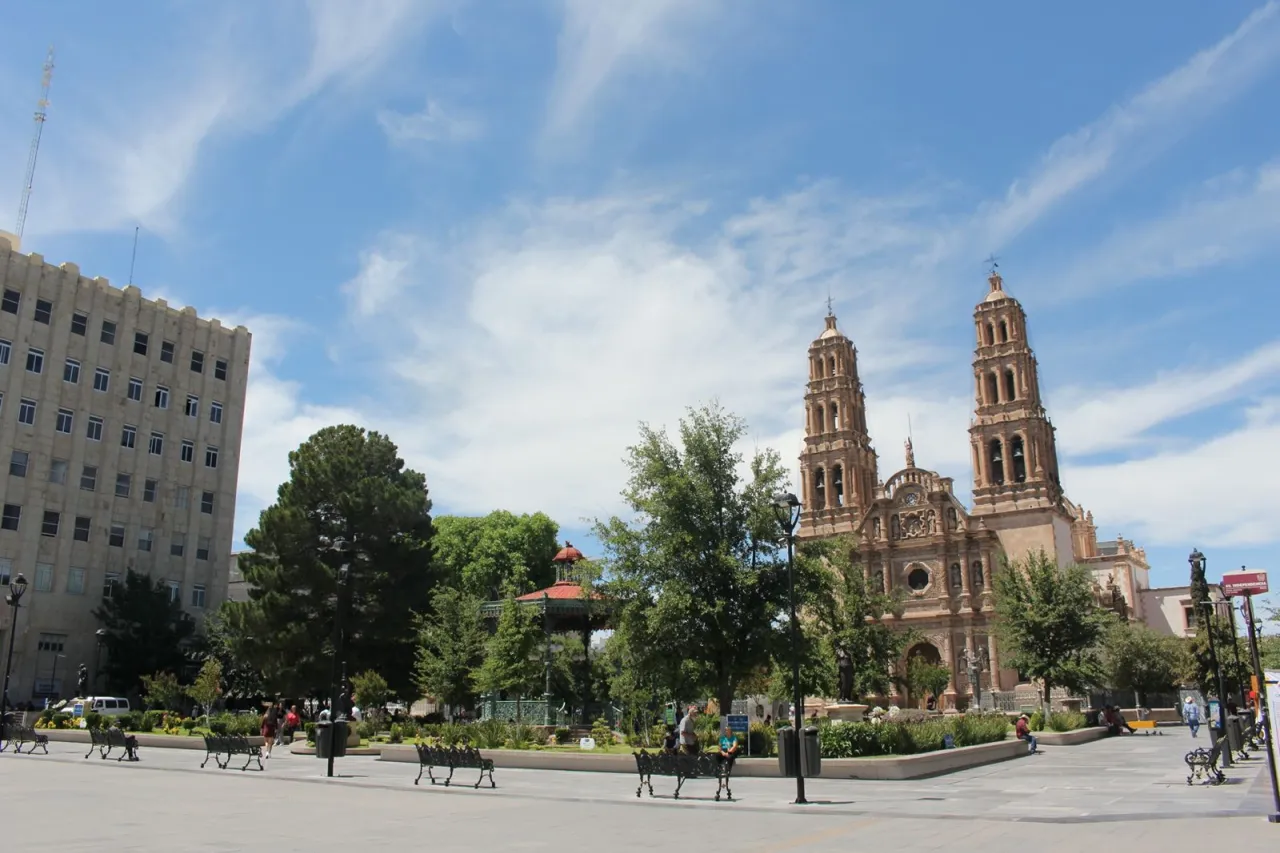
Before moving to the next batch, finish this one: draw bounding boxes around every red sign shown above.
[1221,570,1268,597]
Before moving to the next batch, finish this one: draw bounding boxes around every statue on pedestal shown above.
[77,663,89,698]
[836,644,854,704]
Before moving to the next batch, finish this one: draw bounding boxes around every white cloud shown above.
[978,0,1280,248]
[378,99,484,145]
[544,0,724,141]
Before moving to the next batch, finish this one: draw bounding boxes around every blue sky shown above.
[2,0,1279,598]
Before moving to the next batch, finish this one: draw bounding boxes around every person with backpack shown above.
[1183,696,1202,738]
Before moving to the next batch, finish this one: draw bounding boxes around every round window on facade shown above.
[907,566,930,592]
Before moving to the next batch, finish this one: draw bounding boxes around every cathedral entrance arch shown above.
[903,642,944,709]
[906,642,941,666]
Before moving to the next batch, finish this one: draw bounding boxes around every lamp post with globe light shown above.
[771,492,807,806]
[2,573,30,724]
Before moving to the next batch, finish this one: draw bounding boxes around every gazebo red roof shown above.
[515,579,597,602]
[553,543,585,563]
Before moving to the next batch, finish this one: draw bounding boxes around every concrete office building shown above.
[0,230,250,703]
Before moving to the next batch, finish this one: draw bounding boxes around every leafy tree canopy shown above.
[433,511,561,601]
[993,550,1109,708]
[1103,618,1189,705]
[93,569,196,696]
[221,425,435,700]
[475,596,543,711]
[595,402,792,716]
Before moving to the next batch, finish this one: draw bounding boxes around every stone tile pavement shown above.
[2,729,1277,851]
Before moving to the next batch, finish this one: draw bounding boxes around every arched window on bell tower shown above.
[985,322,994,346]
[814,468,827,510]
[832,464,844,507]
[1011,436,1027,483]
[815,405,825,433]
[985,372,999,404]
[829,355,836,376]
[831,401,840,430]
[998,320,1008,343]
[1004,368,1016,401]
[989,438,1004,485]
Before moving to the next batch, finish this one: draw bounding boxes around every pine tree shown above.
[475,596,543,721]
[414,586,488,713]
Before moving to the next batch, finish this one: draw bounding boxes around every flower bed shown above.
[819,712,1009,758]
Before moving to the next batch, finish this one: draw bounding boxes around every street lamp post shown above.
[1224,601,1248,708]
[48,653,65,704]
[2,574,30,724]
[326,540,351,779]
[94,629,107,694]
[1190,550,1232,767]
[771,492,807,806]
[1239,590,1280,823]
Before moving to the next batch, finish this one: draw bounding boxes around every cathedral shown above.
[795,269,1146,708]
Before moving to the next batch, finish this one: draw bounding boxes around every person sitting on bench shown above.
[1104,706,1135,735]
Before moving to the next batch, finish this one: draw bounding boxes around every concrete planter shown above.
[1035,726,1109,746]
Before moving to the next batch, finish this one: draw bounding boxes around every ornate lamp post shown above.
[771,492,807,806]
[94,629,107,693]
[2,573,30,724]
[1191,549,1231,767]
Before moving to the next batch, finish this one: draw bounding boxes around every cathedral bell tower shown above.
[969,269,1063,515]
[798,311,879,538]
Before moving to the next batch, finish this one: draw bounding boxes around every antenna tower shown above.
[14,46,55,239]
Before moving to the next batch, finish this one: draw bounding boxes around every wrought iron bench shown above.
[1185,737,1226,785]
[633,750,734,801]
[413,742,496,789]
[0,723,49,754]
[85,726,139,762]
[201,734,264,771]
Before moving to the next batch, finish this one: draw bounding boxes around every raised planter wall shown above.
[1034,726,1109,746]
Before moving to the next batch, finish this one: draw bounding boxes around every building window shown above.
[185,395,199,417]
[143,478,157,503]
[80,465,97,491]
[988,438,1004,486]
[210,401,223,424]
[201,491,215,514]
[34,298,53,324]
[191,350,204,373]
[167,580,180,604]
[813,467,826,510]
[109,523,125,547]
[41,510,60,537]
[134,331,149,355]
[181,440,194,463]
[115,473,131,498]
[9,450,28,477]
[191,584,206,608]
[149,432,164,455]
[66,567,86,595]
[160,340,175,363]
[175,486,190,509]
[1,504,20,530]
[74,516,91,542]
[55,408,74,433]
[154,385,169,409]
[197,536,211,561]
[18,398,36,425]
[1,288,19,313]
[907,566,930,592]
[138,527,154,552]
[214,358,228,381]
[121,424,136,448]
[127,377,143,401]
[86,415,103,442]
[1004,368,1017,401]
[170,532,185,557]
[832,464,844,507]
[1011,436,1027,483]
[103,571,120,597]
[0,557,11,585]
[49,458,68,484]
[0,338,9,364]
[1184,607,1198,631]
[101,320,117,345]
[94,367,110,392]
[205,446,219,469]
[26,347,44,373]
[34,563,53,592]
[36,632,65,653]
[71,312,88,335]
[64,358,81,383]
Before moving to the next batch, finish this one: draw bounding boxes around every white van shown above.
[68,696,131,718]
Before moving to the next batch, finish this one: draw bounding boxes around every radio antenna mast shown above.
[15,46,55,240]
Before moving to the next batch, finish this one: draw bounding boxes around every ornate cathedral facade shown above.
[795,270,1143,708]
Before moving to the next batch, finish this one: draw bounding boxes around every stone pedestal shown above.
[825,703,869,724]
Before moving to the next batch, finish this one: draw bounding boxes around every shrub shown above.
[139,710,162,732]
[590,717,613,746]
[470,718,509,749]
[748,722,777,757]
[1047,711,1085,732]
[51,712,72,729]
[181,717,200,732]
[388,723,405,744]
[506,724,538,750]
[118,711,144,732]
[952,712,1009,746]
[819,713,1009,759]
[555,727,573,745]
[437,721,467,746]
[305,722,317,743]
[82,711,106,730]
[1028,710,1045,732]
[357,720,376,740]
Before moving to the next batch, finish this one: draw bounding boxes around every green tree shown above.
[140,671,185,712]
[1260,634,1280,671]
[1188,610,1251,701]
[351,670,391,725]
[595,403,793,716]
[93,569,196,696]
[188,659,223,722]
[993,550,1109,711]
[414,586,488,714]
[905,657,952,708]
[199,606,265,700]
[475,596,543,720]
[221,425,435,700]
[1103,619,1189,705]
[433,511,561,600]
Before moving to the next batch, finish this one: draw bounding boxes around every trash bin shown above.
[801,725,822,778]
[1225,715,1244,755]
[314,720,349,760]
[776,726,798,777]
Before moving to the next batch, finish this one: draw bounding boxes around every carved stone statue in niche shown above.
[835,645,854,703]
[872,517,881,539]
[949,562,962,589]
[925,509,936,534]
[947,507,958,530]
[971,561,985,590]
[872,566,884,591]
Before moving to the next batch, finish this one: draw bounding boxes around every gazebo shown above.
[478,543,614,726]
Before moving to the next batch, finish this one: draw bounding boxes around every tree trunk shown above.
[1041,679,1051,717]
[717,684,734,730]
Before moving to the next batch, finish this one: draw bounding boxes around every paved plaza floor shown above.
[2,731,1277,850]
